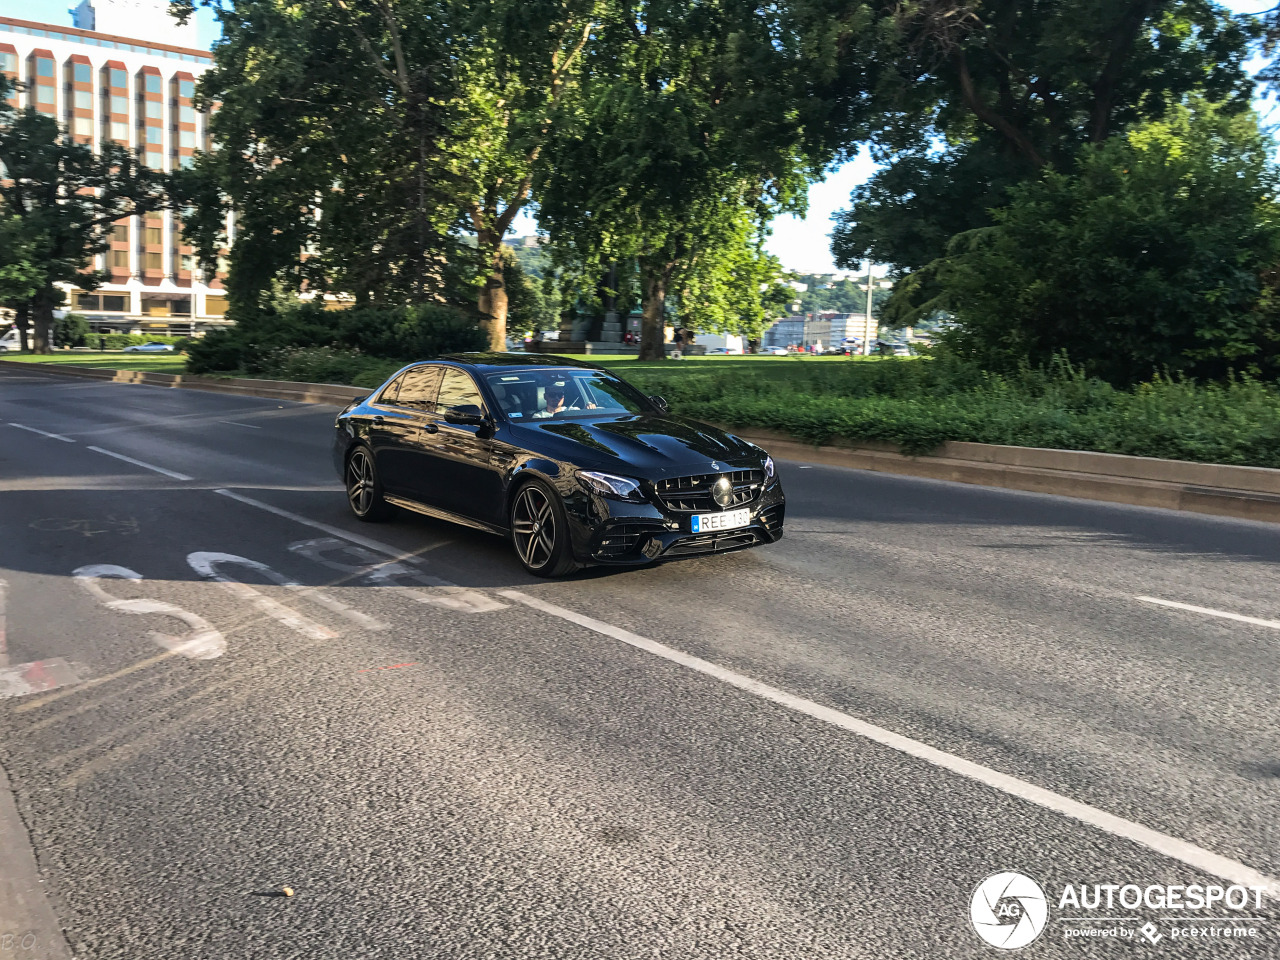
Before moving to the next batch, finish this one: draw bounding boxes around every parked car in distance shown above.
[765,347,789,356]
[122,342,175,353]
[333,354,785,577]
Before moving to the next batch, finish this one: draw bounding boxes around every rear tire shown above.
[345,447,396,522]
[510,480,577,577]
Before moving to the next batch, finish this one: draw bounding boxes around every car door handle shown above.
[421,422,439,434]
[371,415,385,424]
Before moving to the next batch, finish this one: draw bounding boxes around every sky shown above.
[9,0,1276,274]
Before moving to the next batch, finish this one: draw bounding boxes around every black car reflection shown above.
[333,353,785,577]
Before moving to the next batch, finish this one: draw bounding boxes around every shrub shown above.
[53,313,90,348]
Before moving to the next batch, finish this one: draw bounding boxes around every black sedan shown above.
[332,354,785,576]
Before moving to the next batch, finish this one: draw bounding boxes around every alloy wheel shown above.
[512,485,557,571]
[347,450,375,516]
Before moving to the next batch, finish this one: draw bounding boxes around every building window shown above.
[178,154,195,170]
[109,68,126,88]
[1,52,16,72]
[37,86,55,104]
[146,127,162,145]
[145,227,163,245]
[72,116,92,136]
[144,252,162,271]
[144,100,162,119]
[109,121,128,142]
[144,74,161,94]
[74,89,92,110]
[76,293,100,310]
[179,104,195,123]
[110,94,127,114]
[178,129,195,148]
[102,295,127,312]
[179,79,195,98]
[144,148,162,168]
[35,58,53,78]
[111,223,129,243]
[110,248,130,269]
[73,62,91,84]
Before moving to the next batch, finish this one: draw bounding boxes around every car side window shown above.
[437,368,485,414]
[395,365,445,411]
[377,373,406,405]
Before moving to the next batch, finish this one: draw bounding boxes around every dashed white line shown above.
[0,578,8,669]
[9,423,74,443]
[498,588,1280,902]
[1136,596,1280,631]
[86,446,192,481]
[218,420,261,429]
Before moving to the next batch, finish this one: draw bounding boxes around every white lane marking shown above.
[187,550,385,632]
[218,420,261,429]
[1136,596,1280,632]
[9,423,75,443]
[216,490,505,612]
[74,564,226,659]
[0,658,86,700]
[0,577,7,668]
[289,538,506,613]
[499,589,1280,902]
[87,446,192,481]
[186,553,341,640]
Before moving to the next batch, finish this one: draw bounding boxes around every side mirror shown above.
[648,395,669,414]
[444,403,487,426]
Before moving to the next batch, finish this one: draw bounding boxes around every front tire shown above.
[510,480,577,577]
[345,447,395,522]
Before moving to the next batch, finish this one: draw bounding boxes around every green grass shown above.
[1,352,189,374]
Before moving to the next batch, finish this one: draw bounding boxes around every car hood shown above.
[509,413,763,478]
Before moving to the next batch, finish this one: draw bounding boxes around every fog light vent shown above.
[641,538,663,559]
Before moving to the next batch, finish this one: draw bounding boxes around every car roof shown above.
[437,352,605,372]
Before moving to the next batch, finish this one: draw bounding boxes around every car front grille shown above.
[664,530,761,557]
[655,469,763,513]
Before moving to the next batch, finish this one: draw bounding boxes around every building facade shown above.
[1,4,230,334]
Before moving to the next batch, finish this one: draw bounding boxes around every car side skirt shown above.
[384,495,509,538]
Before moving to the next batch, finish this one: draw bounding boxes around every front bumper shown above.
[564,479,785,566]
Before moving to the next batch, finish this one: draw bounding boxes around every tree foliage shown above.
[537,0,816,359]
[929,101,1280,385]
[812,1,1257,284]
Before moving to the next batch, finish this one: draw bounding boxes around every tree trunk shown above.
[478,243,507,352]
[31,289,56,354]
[14,302,31,353]
[638,262,668,361]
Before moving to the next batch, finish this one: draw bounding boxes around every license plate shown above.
[691,508,750,533]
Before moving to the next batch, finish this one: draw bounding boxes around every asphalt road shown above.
[0,365,1278,959]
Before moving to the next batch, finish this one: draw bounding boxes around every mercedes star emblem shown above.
[712,476,734,508]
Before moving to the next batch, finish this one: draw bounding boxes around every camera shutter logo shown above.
[969,871,1048,950]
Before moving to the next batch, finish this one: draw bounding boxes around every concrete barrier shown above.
[5,357,1279,524]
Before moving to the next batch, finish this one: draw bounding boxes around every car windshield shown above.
[484,369,654,420]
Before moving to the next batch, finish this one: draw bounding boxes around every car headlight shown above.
[579,471,645,502]
[763,455,775,481]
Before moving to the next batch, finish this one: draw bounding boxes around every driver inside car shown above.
[533,384,597,418]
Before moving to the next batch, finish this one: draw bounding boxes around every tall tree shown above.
[794,1,1257,287]
[177,0,604,347]
[537,0,815,359]
[0,77,168,352]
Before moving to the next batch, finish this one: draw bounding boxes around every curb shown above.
[5,358,1280,525]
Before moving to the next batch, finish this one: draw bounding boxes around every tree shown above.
[803,1,1257,296]
[177,0,604,349]
[537,0,815,359]
[174,0,468,318]
[930,101,1280,384]
[0,77,169,352]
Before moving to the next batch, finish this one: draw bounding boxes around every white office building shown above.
[1,2,230,333]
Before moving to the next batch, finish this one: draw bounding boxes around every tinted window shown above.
[378,373,405,404]
[437,368,484,413]
[73,63,90,83]
[395,365,444,410]
[485,370,654,420]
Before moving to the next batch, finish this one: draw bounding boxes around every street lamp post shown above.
[863,260,875,356]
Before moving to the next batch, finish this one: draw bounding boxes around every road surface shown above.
[1,366,1277,958]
